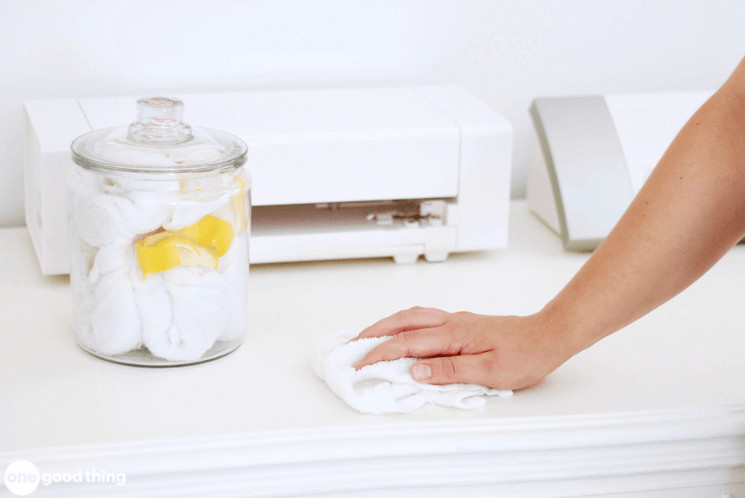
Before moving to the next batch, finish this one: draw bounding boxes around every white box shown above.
[25,85,512,274]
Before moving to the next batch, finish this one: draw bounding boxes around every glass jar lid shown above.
[71,97,247,174]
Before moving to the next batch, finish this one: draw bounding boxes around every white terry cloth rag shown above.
[312,332,512,414]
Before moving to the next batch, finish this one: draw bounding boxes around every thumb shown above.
[411,354,491,386]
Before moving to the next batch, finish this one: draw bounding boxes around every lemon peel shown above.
[135,215,234,278]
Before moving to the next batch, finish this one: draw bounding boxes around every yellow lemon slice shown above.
[136,235,217,278]
[189,215,234,257]
[135,215,234,278]
[172,238,218,269]
[140,215,234,256]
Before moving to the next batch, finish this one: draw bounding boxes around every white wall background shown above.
[1,0,744,227]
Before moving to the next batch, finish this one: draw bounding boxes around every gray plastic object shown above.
[528,96,634,251]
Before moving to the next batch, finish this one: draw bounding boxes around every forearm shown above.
[353,57,745,391]
[544,63,745,355]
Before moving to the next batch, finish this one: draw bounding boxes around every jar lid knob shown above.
[127,97,193,144]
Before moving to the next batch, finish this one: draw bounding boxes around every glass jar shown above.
[68,97,250,366]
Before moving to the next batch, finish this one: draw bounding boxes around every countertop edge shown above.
[4,404,745,496]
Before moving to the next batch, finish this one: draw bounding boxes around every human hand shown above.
[352,307,574,391]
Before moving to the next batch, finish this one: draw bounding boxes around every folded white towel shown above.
[83,260,142,356]
[312,332,512,414]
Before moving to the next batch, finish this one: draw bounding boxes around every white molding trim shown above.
[4,404,745,496]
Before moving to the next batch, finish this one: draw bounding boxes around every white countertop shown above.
[2,201,745,497]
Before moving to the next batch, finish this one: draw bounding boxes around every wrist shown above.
[536,299,592,361]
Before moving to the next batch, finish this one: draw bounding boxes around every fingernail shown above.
[412,363,432,381]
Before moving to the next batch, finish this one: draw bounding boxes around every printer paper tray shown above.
[250,200,456,264]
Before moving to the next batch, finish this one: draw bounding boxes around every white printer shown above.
[25,86,513,275]
[527,90,712,250]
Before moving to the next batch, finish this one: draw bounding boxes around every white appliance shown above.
[25,86,512,275]
[527,90,712,250]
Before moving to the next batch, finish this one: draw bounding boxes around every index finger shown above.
[354,307,447,341]
[354,326,462,369]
